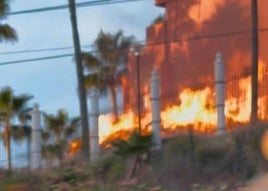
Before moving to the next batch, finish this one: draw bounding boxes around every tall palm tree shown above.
[42,109,80,165]
[82,30,135,122]
[0,87,32,172]
[67,0,89,156]
[0,0,17,42]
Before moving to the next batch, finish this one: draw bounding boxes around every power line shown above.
[8,0,144,16]
[0,53,73,66]
[1,28,268,66]
[3,27,268,56]
[0,45,93,55]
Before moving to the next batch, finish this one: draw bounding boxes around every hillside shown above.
[1,123,268,191]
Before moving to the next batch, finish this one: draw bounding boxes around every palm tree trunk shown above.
[109,85,119,123]
[68,0,89,156]
[250,0,258,125]
[5,122,12,172]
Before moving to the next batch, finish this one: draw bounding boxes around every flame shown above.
[68,138,81,155]
[161,87,216,132]
[189,0,225,24]
[225,76,251,123]
[98,111,136,143]
[69,59,268,156]
[97,60,267,144]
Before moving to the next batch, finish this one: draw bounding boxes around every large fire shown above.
[94,61,267,144]
[69,0,268,154]
[68,70,257,154]
[68,63,268,155]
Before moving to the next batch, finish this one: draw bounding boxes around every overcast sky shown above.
[0,0,164,116]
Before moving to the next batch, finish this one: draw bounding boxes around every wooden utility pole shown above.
[68,0,89,156]
[250,0,259,125]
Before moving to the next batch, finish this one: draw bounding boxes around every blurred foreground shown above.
[1,123,268,191]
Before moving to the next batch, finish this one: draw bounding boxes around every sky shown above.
[0,0,164,117]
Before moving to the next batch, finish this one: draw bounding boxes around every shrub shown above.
[90,155,126,182]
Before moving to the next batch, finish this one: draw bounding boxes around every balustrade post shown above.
[30,104,42,170]
[214,52,226,134]
[89,89,100,160]
[150,70,162,150]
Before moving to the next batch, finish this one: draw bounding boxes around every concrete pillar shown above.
[89,89,99,161]
[30,104,42,170]
[150,70,162,150]
[214,52,226,134]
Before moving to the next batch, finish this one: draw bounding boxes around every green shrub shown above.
[165,133,196,158]
[90,155,126,182]
[195,135,234,170]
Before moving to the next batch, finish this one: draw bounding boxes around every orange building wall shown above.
[127,0,268,108]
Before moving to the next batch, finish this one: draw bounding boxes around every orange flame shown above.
[161,87,216,132]
[189,0,225,24]
[69,60,267,155]
[225,76,251,123]
[97,60,267,143]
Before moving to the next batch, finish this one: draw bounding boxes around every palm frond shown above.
[18,107,32,124]
[113,30,123,45]
[112,131,153,158]
[0,86,12,110]
[0,0,10,16]
[13,94,33,114]
[43,109,81,149]
[128,131,153,152]
[0,24,17,43]
[10,125,31,142]
[84,73,103,89]
[111,139,130,157]
[81,52,101,70]
[43,113,64,139]
[64,116,80,138]
[56,109,68,124]
[95,30,114,63]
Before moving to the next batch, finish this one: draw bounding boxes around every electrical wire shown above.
[8,0,144,16]
[0,45,92,55]
[1,28,268,66]
[0,53,73,66]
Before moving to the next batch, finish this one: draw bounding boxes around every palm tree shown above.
[8,110,32,169]
[42,109,80,165]
[0,86,32,172]
[0,0,17,43]
[82,30,135,122]
[67,0,89,157]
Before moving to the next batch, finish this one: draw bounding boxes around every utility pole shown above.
[250,0,259,125]
[68,0,89,156]
[136,53,142,134]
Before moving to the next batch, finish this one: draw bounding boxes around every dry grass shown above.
[2,123,268,191]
